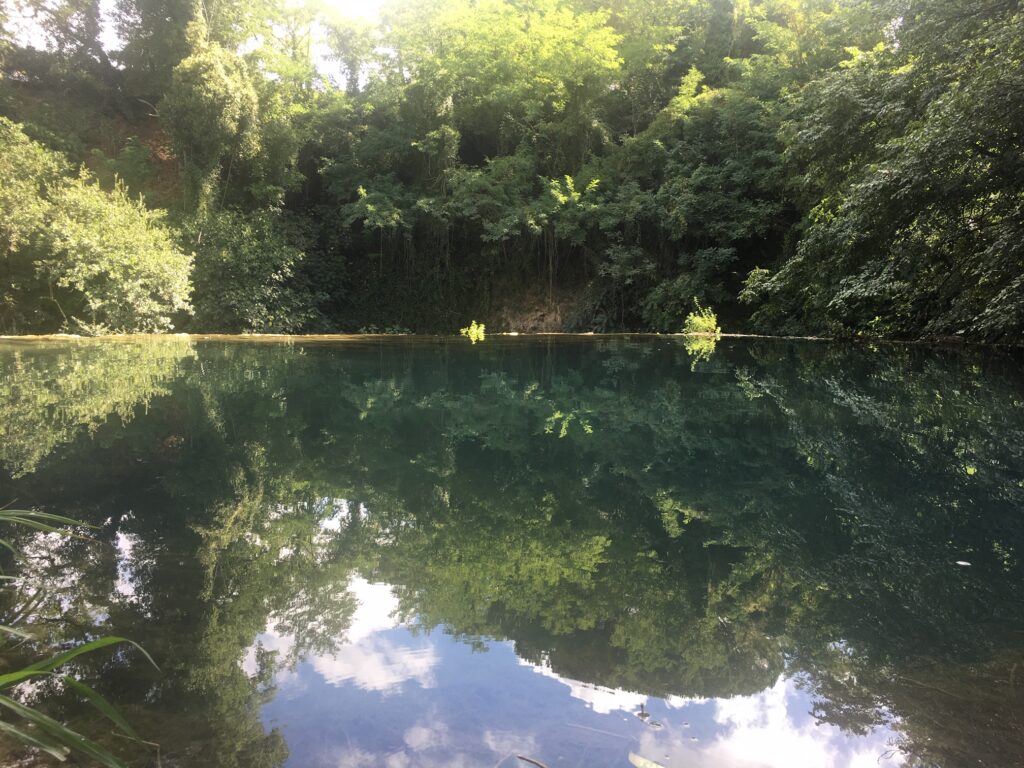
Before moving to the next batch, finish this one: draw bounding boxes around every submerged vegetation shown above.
[0,0,1020,340]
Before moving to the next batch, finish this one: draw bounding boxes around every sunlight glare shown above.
[327,0,388,20]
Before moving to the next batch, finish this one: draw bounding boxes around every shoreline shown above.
[0,331,1020,351]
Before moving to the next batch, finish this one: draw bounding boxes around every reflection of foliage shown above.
[682,333,717,368]
[0,339,195,477]
[544,409,593,438]
[0,635,151,767]
[0,510,156,767]
[1,338,1023,765]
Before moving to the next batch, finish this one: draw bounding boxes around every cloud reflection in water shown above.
[242,577,904,768]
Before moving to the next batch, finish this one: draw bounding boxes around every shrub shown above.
[0,118,193,333]
[683,301,721,337]
[187,209,322,333]
[460,320,486,343]
[45,177,193,333]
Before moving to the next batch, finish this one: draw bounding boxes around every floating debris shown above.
[628,753,666,768]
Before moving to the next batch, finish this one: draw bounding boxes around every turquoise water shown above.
[1,336,1022,767]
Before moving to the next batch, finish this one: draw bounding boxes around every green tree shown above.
[44,177,193,332]
[0,118,192,333]
[748,0,1024,341]
[160,22,260,215]
[187,209,322,333]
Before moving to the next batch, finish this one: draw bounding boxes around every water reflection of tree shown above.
[1,338,1023,766]
[0,338,194,477]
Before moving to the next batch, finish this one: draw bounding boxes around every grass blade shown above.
[26,636,159,674]
[0,516,93,540]
[0,668,51,690]
[60,675,137,737]
[0,510,96,528]
[0,624,33,640]
[0,719,71,761]
[0,694,127,768]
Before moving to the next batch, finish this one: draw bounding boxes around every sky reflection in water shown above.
[1,337,1022,768]
[247,576,902,768]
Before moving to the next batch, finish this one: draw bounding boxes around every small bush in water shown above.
[460,321,486,343]
[683,301,721,337]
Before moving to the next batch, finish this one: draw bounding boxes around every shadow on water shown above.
[0,336,1023,767]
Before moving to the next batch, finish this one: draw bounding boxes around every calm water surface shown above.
[1,336,1023,768]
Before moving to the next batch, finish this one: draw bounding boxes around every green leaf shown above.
[0,510,96,528]
[61,675,138,737]
[0,694,128,768]
[0,668,51,690]
[0,718,71,761]
[0,624,33,640]
[26,636,159,674]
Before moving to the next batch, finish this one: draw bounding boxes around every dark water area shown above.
[1,336,1023,768]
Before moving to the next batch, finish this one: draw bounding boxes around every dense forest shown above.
[0,0,1021,338]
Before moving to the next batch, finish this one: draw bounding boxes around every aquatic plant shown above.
[460,320,486,343]
[683,301,721,337]
[0,509,155,767]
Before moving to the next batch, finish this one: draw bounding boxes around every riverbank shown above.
[2,331,1022,351]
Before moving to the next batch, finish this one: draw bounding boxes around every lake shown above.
[1,336,1022,768]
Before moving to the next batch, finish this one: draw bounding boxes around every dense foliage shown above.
[0,119,192,333]
[0,0,1020,338]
